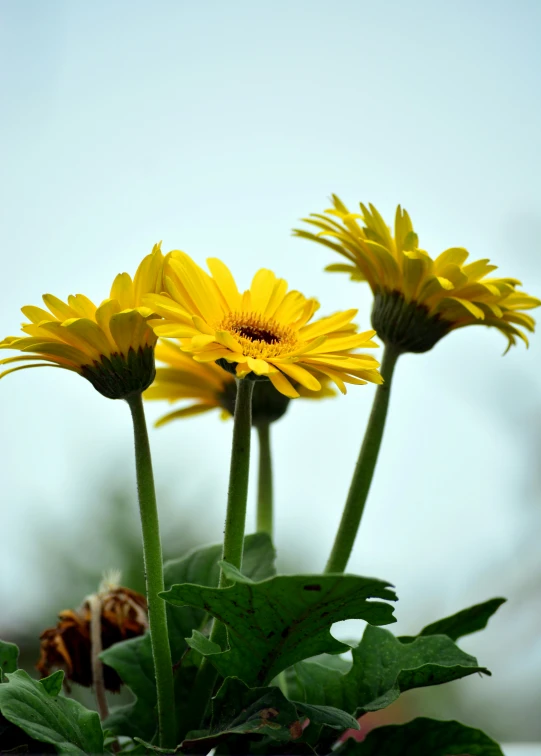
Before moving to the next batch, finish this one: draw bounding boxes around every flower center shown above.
[235,325,280,344]
[219,312,298,358]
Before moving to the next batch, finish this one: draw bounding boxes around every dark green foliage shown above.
[0,670,104,755]
[292,625,489,716]
[337,717,504,755]
[162,562,397,686]
[102,534,276,742]
[399,597,506,643]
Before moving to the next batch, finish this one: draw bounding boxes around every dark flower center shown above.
[235,325,281,344]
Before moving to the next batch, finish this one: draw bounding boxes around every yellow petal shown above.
[110,272,135,310]
[207,258,241,311]
[268,370,300,398]
[273,361,321,391]
[299,309,358,340]
[250,269,277,313]
[154,403,216,427]
[42,294,76,321]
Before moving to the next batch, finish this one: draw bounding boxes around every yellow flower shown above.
[294,196,541,352]
[0,244,165,399]
[145,339,337,427]
[144,252,382,398]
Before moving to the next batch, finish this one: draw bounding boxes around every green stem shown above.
[126,393,176,749]
[218,377,255,585]
[325,345,400,574]
[256,423,273,537]
[179,378,254,738]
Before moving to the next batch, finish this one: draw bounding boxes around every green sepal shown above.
[0,669,104,755]
[399,597,506,643]
[293,624,489,716]
[336,717,503,755]
[161,565,396,686]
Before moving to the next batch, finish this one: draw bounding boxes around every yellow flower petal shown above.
[268,370,300,398]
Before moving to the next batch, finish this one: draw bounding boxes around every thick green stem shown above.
[126,393,176,749]
[325,345,400,574]
[218,377,255,585]
[179,378,254,738]
[256,423,273,537]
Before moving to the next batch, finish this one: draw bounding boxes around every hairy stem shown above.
[180,378,254,738]
[126,392,176,749]
[256,422,273,536]
[325,345,400,573]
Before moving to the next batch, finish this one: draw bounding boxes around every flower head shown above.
[37,583,147,692]
[295,196,540,352]
[1,244,165,398]
[144,252,382,398]
[145,339,337,427]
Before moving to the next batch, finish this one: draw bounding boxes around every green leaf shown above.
[0,669,104,755]
[186,630,221,657]
[39,670,65,698]
[293,701,358,731]
[400,597,506,643]
[102,534,276,741]
[164,532,276,661]
[0,640,19,681]
[180,677,359,753]
[101,633,157,742]
[181,677,302,753]
[293,624,489,715]
[337,717,504,755]
[132,738,182,753]
[162,565,397,685]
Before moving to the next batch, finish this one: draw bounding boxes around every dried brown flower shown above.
[36,585,147,693]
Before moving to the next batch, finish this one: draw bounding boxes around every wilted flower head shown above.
[1,244,165,398]
[36,584,147,692]
[295,196,540,353]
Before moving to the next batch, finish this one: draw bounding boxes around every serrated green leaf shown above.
[0,669,104,755]
[294,624,489,716]
[400,597,506,643]
[164,533,276,662]
[337,717,504,755]
[0,640,19,681]
[102,534,276,741]
[162,567,396,686]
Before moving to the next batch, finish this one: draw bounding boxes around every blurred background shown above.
[1,0,540,744]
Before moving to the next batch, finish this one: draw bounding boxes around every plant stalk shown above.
[88,594,108,721]
[256,422,273,536]
[325,345,400,573]
[126,392,176,749]
[180,377,254,738]
[217,377,255,585]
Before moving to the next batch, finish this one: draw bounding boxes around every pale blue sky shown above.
[1,0,540,739]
